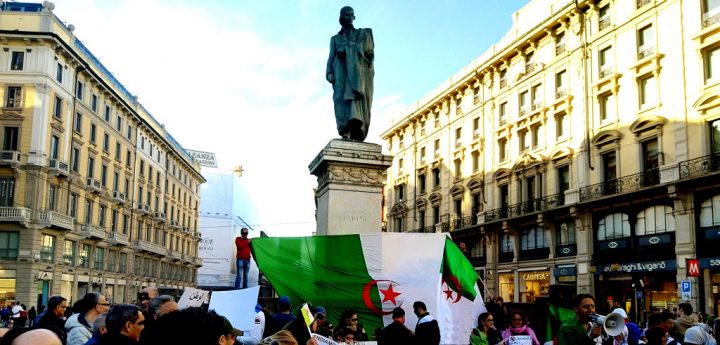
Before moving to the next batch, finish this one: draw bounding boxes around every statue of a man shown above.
[326,6,374,142]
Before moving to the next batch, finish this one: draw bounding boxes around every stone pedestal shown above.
[309,139,392,235]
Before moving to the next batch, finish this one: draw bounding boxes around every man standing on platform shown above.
[235,227,251,289]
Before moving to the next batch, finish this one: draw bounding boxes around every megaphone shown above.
[590,313,625,337]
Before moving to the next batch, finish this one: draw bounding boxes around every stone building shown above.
[0,2,204,306]
[381,0,720,319]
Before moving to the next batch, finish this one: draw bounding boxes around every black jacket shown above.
[36,312,67,344]
[379,321,414,345]
[98,332,136,345]
[415,313,441,345]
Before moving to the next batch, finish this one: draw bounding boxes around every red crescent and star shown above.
[362,280,403,316]
[442,275,463,303]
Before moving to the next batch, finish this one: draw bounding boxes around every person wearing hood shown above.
[413,301,440,345]
[683,322,716,345]
[65,293,110,345]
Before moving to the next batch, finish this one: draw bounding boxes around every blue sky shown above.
[49,0,528,236]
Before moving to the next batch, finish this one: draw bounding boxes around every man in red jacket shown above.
[234,228,251,289]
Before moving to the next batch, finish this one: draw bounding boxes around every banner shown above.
[208,286,260,330]
[311,333,377,345]
[178,287,209,308]
[508,335,532,345]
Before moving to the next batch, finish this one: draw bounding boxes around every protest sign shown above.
[208,286,260,330]
[311,334,377,345]
[177,287,209,308]
[507,335,532,345]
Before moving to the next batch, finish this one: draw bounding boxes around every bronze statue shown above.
[326,6,374,141]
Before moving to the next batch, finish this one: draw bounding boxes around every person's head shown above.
[139,287,158,310]
[241,228,249,239]
[574,294,596,322]
[340,309,358,328]
[644,326,668,345]
[412,301,427,317]
[75,293,110,318]
[46,296,67,318]
[683,325,709,345]
[509,310,526,327]
[209,311,241,345]
[277,296,291,313]
[9,328,61,345]
[105,304,144,342]
[313,306,326,326]
[391,307,405,324]
[458,242,467,252]
[339,6,355,28]
[91,313,107,336]
[340,327,355,343]
[477,312,495,331]
[677,302,692,317]
[149,295,178,319]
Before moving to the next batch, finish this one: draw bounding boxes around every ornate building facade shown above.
[381,0,720,319]
[0,2,204,306]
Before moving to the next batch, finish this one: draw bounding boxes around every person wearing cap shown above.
[310,306,333,338]
[272,297,296,332]
[237,304,265,345]
[610,308,640,345]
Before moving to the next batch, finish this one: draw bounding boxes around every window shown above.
[49,135,59,159]
[499,102,508,125]
[91,94,98,112]
[398,158,404,175]
[3,127,19,151]
[433,205,440,225]
[434,114,440,128]
[0,178,15,207]
[597,213,631,240]
[90,123,97,144]
[69,193,78,217]
[396,184,405,202]
[41,234,55,263]
[704,0,720,28]
[124,178,130,196]
[104,105,111,122]
[499,138,508,162]
[519,91,529,116]
[140,160,145,176]
[454,159,462,178]
[420,147,426,164]
[5,86,21,108]
[118,252,127,273]
[602,151,617,182]
[10,51,24,70]
[700,194,720,227]
[531,125,541,148]
[71,148,80,172]
[557,221,576,245]
[101,165,108,187]
[84,200,94,224]
[48,185,57,211]
[556,112,568,139]
[434,139,440,158]
[558,165,570,194]
[63,240,75,265]
[520,130,530,152]
[87,157,95,178]
[531,84,542,110]
[115,143,121,161]
[126,150,131,167]
[472,151,480,173]
[418,174,426,194]
[113,172,119,192]
[500,233,513,254]
[499,69,507,88]
[94,246,105,270]
[473,117,480,139]
[432,168,441,188]
[599,46,613,78]
[126,126,133,140]
[79,243,90,268]
[599,5,611,31]
[638,74,657,108]
[555,31,566,54]
[116,116,122,132]
[455,98,463,116]
[0,232,19,259]
[637,25,654,59]
[555,70,567,98]
[454,198,462,220]
[525,51,535,74]
[74,112,83,132]
[418,209,426,229]
[455,127,462,148]
[705,46,720,82]
[600,93,613,121]
[56,62,63,82]
[636,205,675,235]
[398,134,404,149]
[76,81,84,100]
[53,96,63,118]
[103,133,109,152]
[521,227,548,250]
[474,85,481,104]
[122,214,129,234]
[107,249,116,272]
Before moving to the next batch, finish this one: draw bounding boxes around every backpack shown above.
[19,310,27,318]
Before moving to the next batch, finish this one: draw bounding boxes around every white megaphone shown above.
[590,313,625,337]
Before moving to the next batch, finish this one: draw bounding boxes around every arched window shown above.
[521,227,548,250]
[700,194,720,227]
[500,233,513,254]
[557,221,576,245]
[597,213,630,240]
[635,205,675,235]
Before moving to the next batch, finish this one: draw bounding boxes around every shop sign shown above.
[554,265,576,277]
[596,260,676,274]
[699,257,720,269]
[522,271,550,280]
[687,259,700,277]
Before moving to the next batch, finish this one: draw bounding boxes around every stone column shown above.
[309,140,392,235]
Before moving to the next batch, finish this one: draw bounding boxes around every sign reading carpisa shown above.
[187,149,218,168]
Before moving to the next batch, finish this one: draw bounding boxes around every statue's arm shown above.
[364,28,374,63]
[326,37,336,83]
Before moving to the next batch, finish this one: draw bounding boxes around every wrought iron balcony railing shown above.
[483,193,565,222]
[679,153,720,179]
[579,169,660,202]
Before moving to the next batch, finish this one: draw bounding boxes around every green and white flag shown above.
[251,233,485,345]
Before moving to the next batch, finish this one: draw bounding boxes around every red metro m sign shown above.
[687,258,700,277]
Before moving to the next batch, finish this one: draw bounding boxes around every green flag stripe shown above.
[441,238,478,301]
[251,235,383,332]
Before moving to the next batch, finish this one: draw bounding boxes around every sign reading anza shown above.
[186,150,218,168]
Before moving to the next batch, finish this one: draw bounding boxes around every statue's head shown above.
[339,6,355,28]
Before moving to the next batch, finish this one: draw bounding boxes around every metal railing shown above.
[555,43,566,55]
[703,11,720,28]
[483,193,565,222]
[0,151,20,165]
[79,223,105,239]
[637,45,654,59]
[579,169,660,201]
[599,66,612,79]
[39,210,74,230]
[636,0,651,9]
[679,153,720,179]
[555,88,567,99]
[599,17,612,31]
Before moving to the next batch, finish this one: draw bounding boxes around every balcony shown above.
[106,231,130,246]
[678,153,720,179]
[555,87,567,99]
[637,45,654,60]
[555,43,566,55]
[448,216,476,232]
[85,178,101,193]
[578,169,660,202]
[38,210,74,230]
[135,203,150,215]
[79,223,105,239]
[112,191,126,204]
[192,231,202,240]
[169,251,183,261]
[703,10,720,28]
[48,159,70,177]
[525,63,535,74]
[519,106,528,117]
[0,151,21,166]
[169,220,180,229]
[0,207,31,223]
[483,193,565,222]
[153,212,167,222]
[531,100,542,111]
[132,239,167,256]
[499,78,507,89]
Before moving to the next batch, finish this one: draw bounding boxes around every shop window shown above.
[63,240,75,266]
[700,194,720,227]
[498,273,514,303]
[0,232,19,259]
[520,271,550,303]
[597,213,630,240]
[635,205,675,235]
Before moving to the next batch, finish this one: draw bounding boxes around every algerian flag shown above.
[251,233,484,345]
